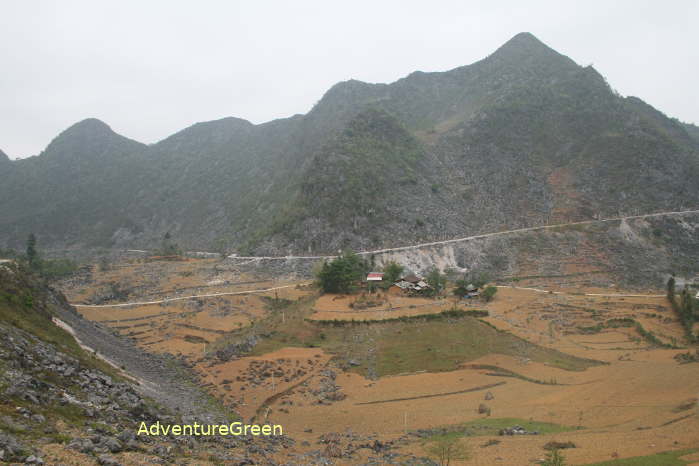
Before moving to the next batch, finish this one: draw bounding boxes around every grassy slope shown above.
[0,264,127,447]
[210,295,602,377]
[0,265,118,375]
[584,449,698,466]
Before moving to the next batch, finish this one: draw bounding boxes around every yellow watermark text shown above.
[137,421,283,436]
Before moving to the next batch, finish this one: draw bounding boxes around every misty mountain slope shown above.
[247,108,432,253]
[0,119,147,246]
[683,122,699,146]
[118,115,308,248]
[1,32,698,254]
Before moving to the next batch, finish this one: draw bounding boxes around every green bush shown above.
[482,286,498,302]
[382,261,404,286]
[316,250,368,294]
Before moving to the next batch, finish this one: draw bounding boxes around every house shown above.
[391,275,431,294]
[394,280,414,290]
[366,272,384,282]
[414,280,429,291]
[401,275,421,285]
[465,283,481,298]
[695,291,699,299]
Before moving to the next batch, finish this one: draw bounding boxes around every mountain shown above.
[683,122,699,146]
[0,119,146,247]
[1,32,698,254]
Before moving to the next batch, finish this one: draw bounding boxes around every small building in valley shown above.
[391,274,431,295]
[366,272,384,282]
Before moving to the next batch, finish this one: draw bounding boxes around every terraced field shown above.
[58,256,699,465]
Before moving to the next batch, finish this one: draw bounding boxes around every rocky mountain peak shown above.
[60,117,114,138]
[41,118,144,161]
[488,31,577,69]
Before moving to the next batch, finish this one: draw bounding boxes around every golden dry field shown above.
[59,257,699,465]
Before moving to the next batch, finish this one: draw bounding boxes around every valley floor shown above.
[57,257,699,465]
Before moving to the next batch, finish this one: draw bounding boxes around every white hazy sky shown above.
[1,0,697,158]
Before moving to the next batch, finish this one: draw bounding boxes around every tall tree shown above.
[426,268,446,296]
[667,276,676,300]
[382,261,404,284]
[26,233,38,269]
[316,251,367,294]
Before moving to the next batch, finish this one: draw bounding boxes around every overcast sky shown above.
[1,0,697,159]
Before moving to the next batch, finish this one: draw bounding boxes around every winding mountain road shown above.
[226,208,699,260]
[494,285,666,298]
[69,208,697,308]
[71,284,299,308]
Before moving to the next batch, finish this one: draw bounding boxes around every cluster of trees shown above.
[382,261,404,284]
[19,234,78,280]
[667,276,697,342]
[423,268,447,296]
[452,271,497,302]
[315,251,369,294]
[315,252,499,304]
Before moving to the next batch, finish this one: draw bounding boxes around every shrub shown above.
[424,437,470,466]
[382,261,404,285]
[542,449,566,466]
[482,286,498,302]
[425,268,447,296]
[544,441,576,450]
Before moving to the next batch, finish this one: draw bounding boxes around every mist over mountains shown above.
[2,32,698,254]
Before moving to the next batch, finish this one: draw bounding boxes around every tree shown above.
[382,261,404,285]
[159,232,182,256]
[316,251,367,294]
[465,271,489,289]
[26,233,38,269]
[426,268,447,296]
[424,437,470,466]
[453,279,471,297]
[542,449,566,466]
[482,286,498,302]
[667,276,676,300]
[454,271,490,296]
[98,256,111,272]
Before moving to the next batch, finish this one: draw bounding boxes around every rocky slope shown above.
[0,264,301,464]
[1,33,698,255]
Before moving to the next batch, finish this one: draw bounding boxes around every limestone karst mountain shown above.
[1,32,698,254]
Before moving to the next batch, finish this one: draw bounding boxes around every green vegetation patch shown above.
[424,417,577,442]
[311,308,489,326]
[213,296,603,378]
[464,364,564,385]
[370,318,601,376]
[584,448,698,466]
[0,265,121,377]
[578,318,635,334]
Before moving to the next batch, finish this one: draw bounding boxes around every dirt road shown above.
[71,284,301,308]
[225,208,699,260]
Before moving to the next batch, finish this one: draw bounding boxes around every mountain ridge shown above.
[1,32,698,255]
